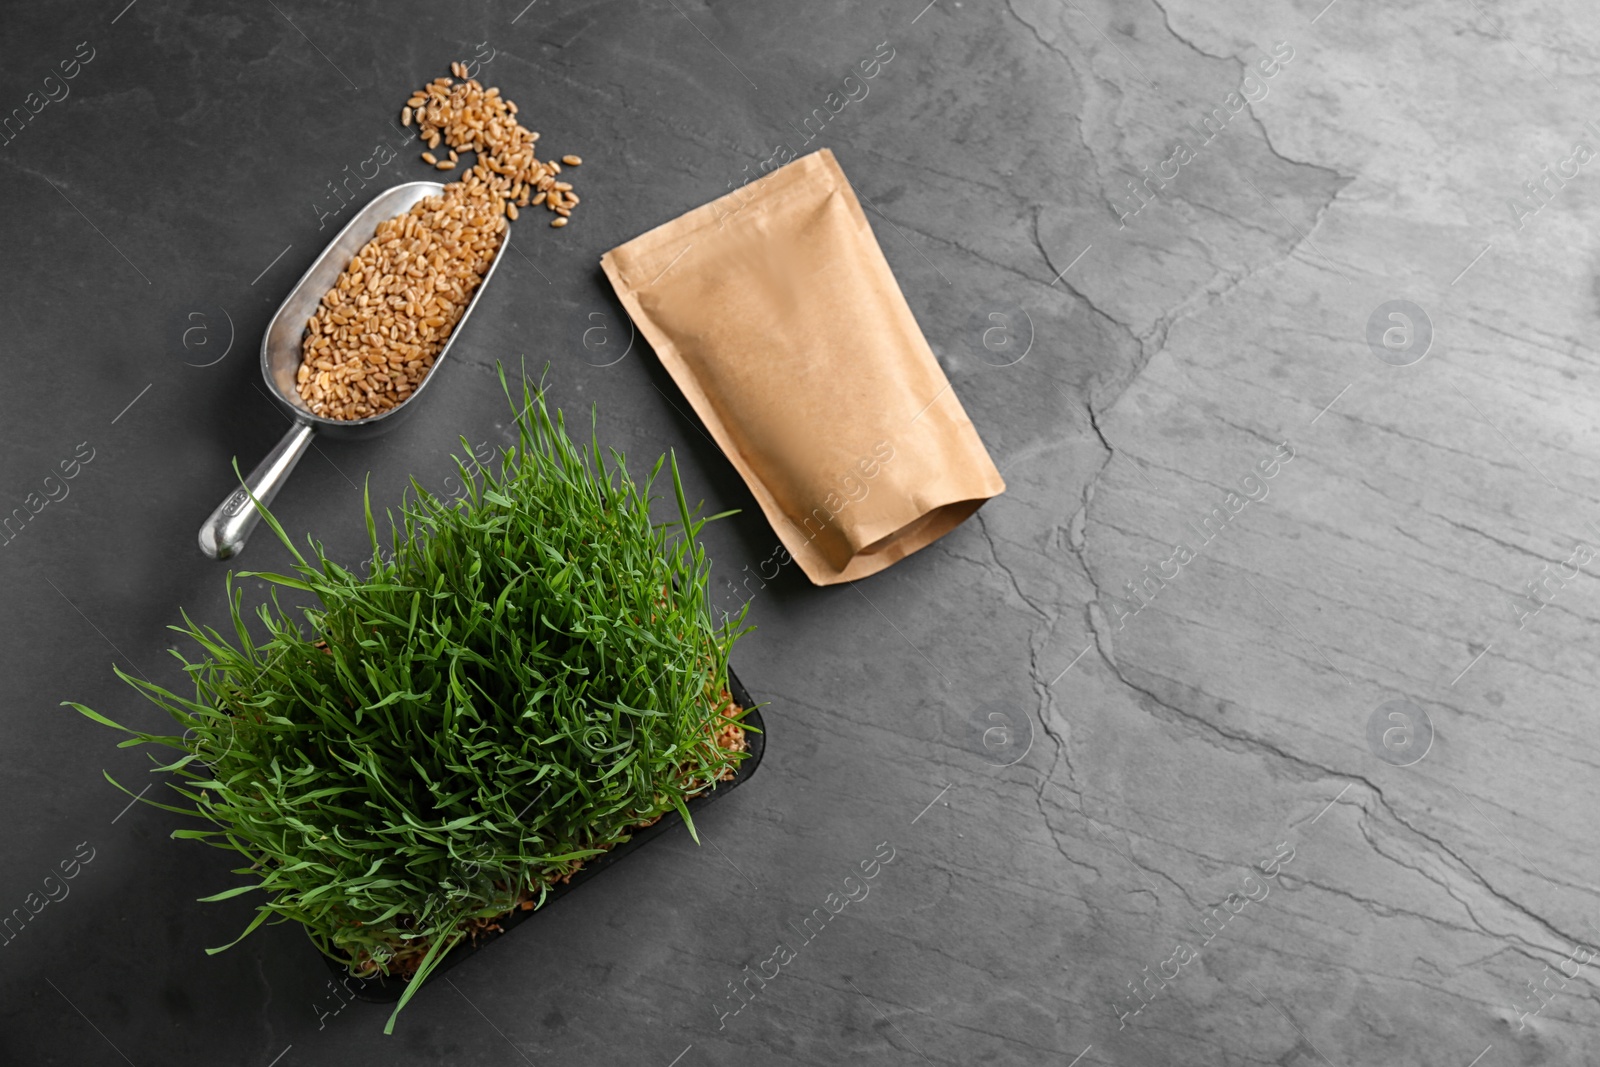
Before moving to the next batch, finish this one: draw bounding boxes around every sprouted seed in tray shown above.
[296,64,582,421]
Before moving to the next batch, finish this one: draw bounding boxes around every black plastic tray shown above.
[321,668,763,1003]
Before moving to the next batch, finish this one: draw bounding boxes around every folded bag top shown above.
[601,148,1004,585]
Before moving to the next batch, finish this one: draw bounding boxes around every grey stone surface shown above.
[2,0,1597,1064]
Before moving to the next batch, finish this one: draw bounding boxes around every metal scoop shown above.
[198,180,506,559]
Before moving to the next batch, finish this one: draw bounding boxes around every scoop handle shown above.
[198,422,316,560]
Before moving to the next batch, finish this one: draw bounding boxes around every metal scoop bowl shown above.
[198,180,506,560]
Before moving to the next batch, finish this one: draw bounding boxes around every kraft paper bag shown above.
[600,148,1004,585]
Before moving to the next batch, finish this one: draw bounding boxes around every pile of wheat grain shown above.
[296,64,581,421]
